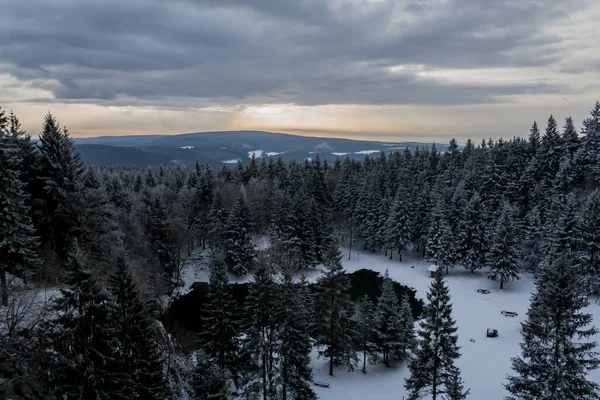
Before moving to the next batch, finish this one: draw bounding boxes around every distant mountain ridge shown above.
[73,130,441,166]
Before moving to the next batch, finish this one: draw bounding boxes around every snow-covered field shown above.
[179,246,600,399]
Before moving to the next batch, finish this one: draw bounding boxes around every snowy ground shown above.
[312,249,600,400]
[178,245,600,399]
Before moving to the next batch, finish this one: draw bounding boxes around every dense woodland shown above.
[1,102,600,399]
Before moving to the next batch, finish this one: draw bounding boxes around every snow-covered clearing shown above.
[266,151,287,157]
[332,152,349,156]
[313,249,600,400]
[176,245,600,399]
[354,150,380,155]
[221,159,240,164]
[180,146,194,149]
[248,150,264,158]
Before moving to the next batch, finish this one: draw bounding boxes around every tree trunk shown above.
[348,218,353,261]
[389,249,393,260]
[432,351,439,400]
[329,293,335,376]
[262,353,267,400]
[362,342,367,374]
[500,279,504,290]
[446,265,449,275]
[1,268,7,307]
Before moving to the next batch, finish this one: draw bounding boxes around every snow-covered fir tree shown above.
[242,264,280,399]
[47,247,118,399]
[374,269,406,367]
[579,190,600,295]
[0,110,39,306]
[35,113,84,259]
[355,294,377,373]
[190,350,228,400]
[275,272,317,400]
[486,202,520,289]
[405,274,462,400]
[505,253,600,400]
[443,366,470,400]
[108,255,167,399]
[314,240,357,375]
[224,197,256,275]
[398,293,416,359]
[383,189,412,261]
[202,259,240,377]
[458,193,488,273]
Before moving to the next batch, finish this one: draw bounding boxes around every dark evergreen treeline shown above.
[1,101,600,398]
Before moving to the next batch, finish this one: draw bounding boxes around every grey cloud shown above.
[0,0,588,107]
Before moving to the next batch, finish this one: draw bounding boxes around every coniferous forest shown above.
[1,102,600,399]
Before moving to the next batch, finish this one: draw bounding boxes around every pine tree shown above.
[383,189,411,261]
[190,350,228,400]
[35,113,84,258]
[426,203,456,274]
[47,247,118,399]
[579,190,600,295]
[486,203,520,289]
[458,194,487,273]
[562,116,580,159]
[314,240,357,375]
[207,192,228,253]
[108,256,167,399]
[0,111,39,306]
[443,366,470,400]
[374,270,405,367]
[202,259,239,374]
[398,294,416,360]
[276,273,317,400]
[223,198,255,275]
[242,264,280,399]
[405,275,462,400]
[505,254,600,400]
[581,101,600,185]
[355,294,377,373]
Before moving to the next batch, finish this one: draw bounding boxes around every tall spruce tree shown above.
[190,350,228,400]
[356,294,377,373]
[443,366,470,400]
[202,259,239,375]
[35,113,84,259]
[276,273,317,400]
[0,110,39,306]
[109,256,167,399]
[224,197,255,275]
[374,270,405,367]
[486,203,520,289]
[47,247,118,399]
[458,194,487,273]
[405,275,462,400]
[314,240,357,375]
[242,264,280,400]
[505,254,600,400]
[579,190,600,295]
[398,293,416,359]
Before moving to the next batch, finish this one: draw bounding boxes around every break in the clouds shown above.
[1,0,599,140]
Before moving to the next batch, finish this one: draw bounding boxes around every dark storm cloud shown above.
[0,0,580,106]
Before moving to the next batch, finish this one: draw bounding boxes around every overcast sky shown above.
[1,0,599,142]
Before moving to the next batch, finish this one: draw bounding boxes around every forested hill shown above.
[72,130,432,166]
[1,102,600,398]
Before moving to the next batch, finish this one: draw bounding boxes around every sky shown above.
[1,0,599,142]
